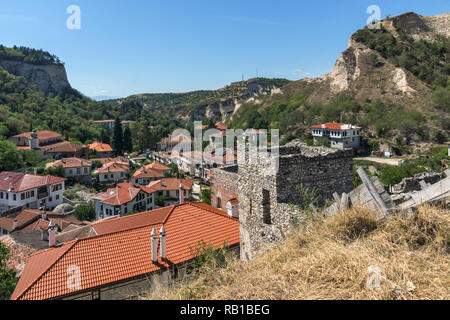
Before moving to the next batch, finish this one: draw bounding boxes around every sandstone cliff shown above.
[0,59,71,93]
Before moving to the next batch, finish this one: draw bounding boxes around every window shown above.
[0,192,2,199]
[13,194,16,201]
[217,197,222,209]
[262,189,271,224]
[56,195,60,200]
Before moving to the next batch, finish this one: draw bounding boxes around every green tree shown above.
[0,140,23,171]
[73,204,96,222]
[131,121,152,153]
[123,127,133,153]
[0,242,18,300]
[112,118,123,156]
[100,128,110,145]
[200,188,211,205]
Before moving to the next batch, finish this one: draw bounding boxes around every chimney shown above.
[42,212,48,221]
[179,182,184,204]
[13,220,18,231]
[33,167,37,175]
[151,228,158,262]
[8,182,12,192]
[159,225,166,260]
[48,220,56,247]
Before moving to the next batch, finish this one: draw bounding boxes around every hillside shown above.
[104,78,290,123]
[0,46,71,94]
[228,12,450,148]
[148,205,449,300]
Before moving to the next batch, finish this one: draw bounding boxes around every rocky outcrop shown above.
[0,59,71,93]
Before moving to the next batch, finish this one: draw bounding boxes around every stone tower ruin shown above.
[238,140,354,261]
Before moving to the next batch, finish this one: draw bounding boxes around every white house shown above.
[147,178,194,207]
[226,198,239,218]
[96,161,129,184]
[312,123,361,150]
[0,172,66,214]
[45,158,92,184]
[92,182,156,220]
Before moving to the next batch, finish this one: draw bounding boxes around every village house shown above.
[45,141,89,160]
[0,172,66,214]
[93,120,134,130]
[157,134,193,152]
[89,142,113,158]
[312,123,361,150]
[96,161,130,184]
[92,182,156,220]
[11,202,239,300]
[147,178,194,207]
[131,164,168,186]
[45,158,92,184]
[0,209,84,236]
[10,130,63,158]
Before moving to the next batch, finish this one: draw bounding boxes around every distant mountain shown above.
[91,95,121,101]
[105,78,290,123]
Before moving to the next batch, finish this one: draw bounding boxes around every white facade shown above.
[94,191,155,220]
[0,182,65,213]
[312,125,361,150]
[98,171,127,183]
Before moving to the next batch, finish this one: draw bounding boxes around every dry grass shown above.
[147,205,449,300]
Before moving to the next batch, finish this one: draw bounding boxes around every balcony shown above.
[38,192,48,199]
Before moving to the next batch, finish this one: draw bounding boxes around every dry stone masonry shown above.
[238,140,354,261]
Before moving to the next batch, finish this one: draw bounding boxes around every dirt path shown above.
[355,157,405,166]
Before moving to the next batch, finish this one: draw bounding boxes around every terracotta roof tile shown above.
[12,131,62,140]
[11,202,239,300]
[96,162,129,174]
[92,182,156,206]
[146,162,170,171]
[45,158,92,170]
[132,167,164,179]
[147,178,194,192]
[89,142,113,153]
[311,123,362,130]
[0,172,66,193]
[46,141,87,153]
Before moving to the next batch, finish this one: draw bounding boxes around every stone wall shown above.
[238,140,354,261]
[210,165,239,211]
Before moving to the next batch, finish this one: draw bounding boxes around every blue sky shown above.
[0,0,448,98]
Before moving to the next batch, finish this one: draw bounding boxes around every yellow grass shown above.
[147,205,449,300]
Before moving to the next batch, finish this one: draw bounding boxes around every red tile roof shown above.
[12,131,62,140]
[147,178,194,192]
[215,122,228,131]
[45,158,92,170]
[0,210,41,232]
[46,141,87,153]
[96,161,129,174]
[88,142,113,153]
[132,167,165,179]
[228,198,239,206]
[11,202,239,300]
[0,172,66,192]
[311,123,362,130]
[92,182,156,206]
[146,162,170,171]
